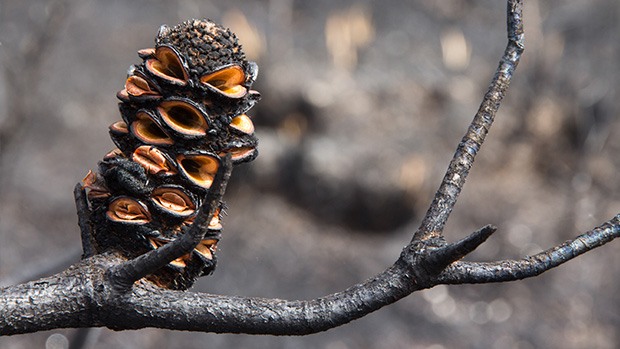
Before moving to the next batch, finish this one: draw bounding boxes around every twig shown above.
[436,214,620,284]
[107,155,233,290]
[74,184,96,259]
[413,0,525,241]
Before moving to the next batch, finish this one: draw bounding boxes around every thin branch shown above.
[106,155,233,290]
[436,214,620,284]
[74,184,96,259]
[413,0,525,241]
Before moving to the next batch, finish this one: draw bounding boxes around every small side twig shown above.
[107,155,233,290]
[423,225,497,273]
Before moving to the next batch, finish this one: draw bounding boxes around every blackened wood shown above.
[414,0,525,241]
[74,183,96,259]
[436,214,620,284]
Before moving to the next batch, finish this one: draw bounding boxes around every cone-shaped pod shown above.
[200,65,247,98]
[151,185,196,217]
[229,114,255,135]
[131,111,174,145]
[146,45,188,86]
[177,152,220,189]
[132,145,177,176]
[157,99,209,137]
[107,197,151,224]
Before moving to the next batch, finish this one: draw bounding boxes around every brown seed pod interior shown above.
[146,46,188,85]
[200,65,247,98]
[220,147,256,162]
[194,239,217,260]
[103,148,124,160]
[107,197,151,224]
[109,120,129,134]
[151,186,196,216]
[137,47,156,59]
[209,207,222,230]
[229,114,255,134]
[131,112,174,145]
[132,146,177,175]
[125,75,160,97]
[158,100,208,136]
[177,153,219,189]
[82,170,111,199]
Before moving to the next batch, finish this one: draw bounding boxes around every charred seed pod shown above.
[81,19,260,290]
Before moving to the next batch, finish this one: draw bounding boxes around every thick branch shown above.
[0,261,98,335]
[103,258,419,335]
[437,214,620,284]
[101,216,620,335]
[107,156,233,290]
[414,0,524,241]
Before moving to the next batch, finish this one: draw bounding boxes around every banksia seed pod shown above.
[82,19,260,290]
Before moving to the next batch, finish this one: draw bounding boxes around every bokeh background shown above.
[1,0,619,348]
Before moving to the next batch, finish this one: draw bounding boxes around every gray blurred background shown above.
[1,0,619,348]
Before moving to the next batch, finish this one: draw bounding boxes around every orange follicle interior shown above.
[177,154,219,188]
[132,146,177,175]
[151,187,196,216]
[125,75,160,97]
[230,114,255,134]
[82,170,110,199]
[146,46,188,85]
[194,239,217,260]
[132,112,174,145]
[220,147,256,162]
[109,120,129,134]
[107,197,150,224]
[200,65,247,98]
[158,100,208,136]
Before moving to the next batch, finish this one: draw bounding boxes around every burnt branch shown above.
[107,155,233,290]
[74,184,96,259]
[437,214,620,284]
[413,0,524,241]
